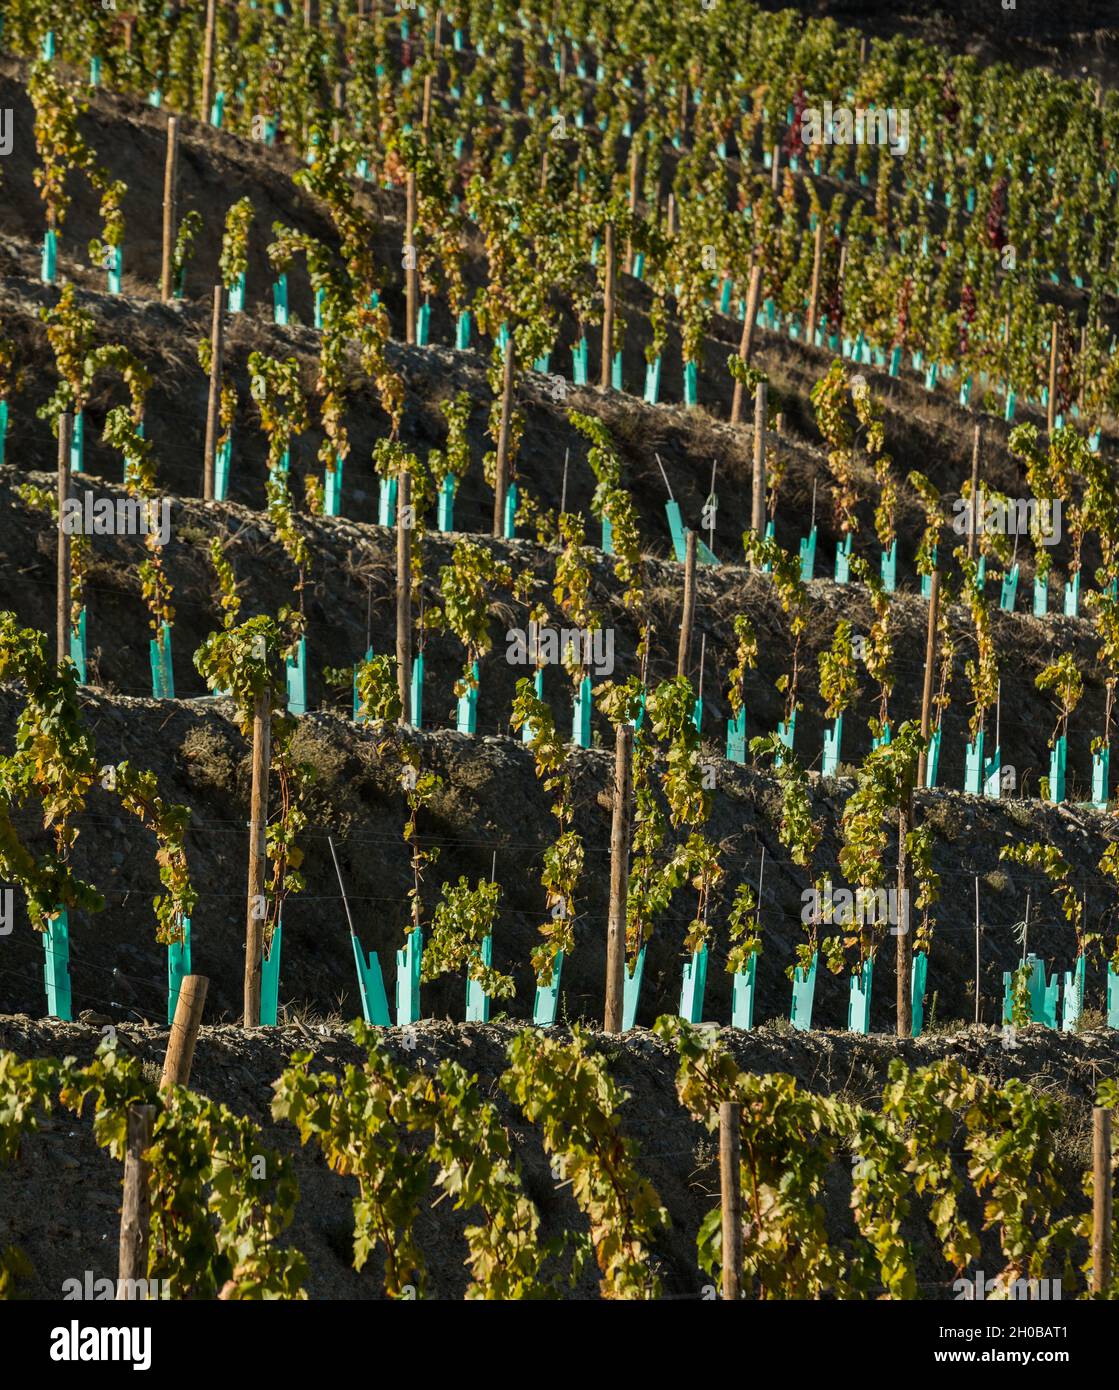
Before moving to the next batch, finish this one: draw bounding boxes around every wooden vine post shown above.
[492,335,516,537]
[405,170,418,345]
[916,567,941,788]
[896,789,913,1039]
[604,723,633,1033]
[750,381,767,538]
[56,412,72,667]
[396,464,412,723]
[677,529,697,678]
[1092,1106,1113,1295]
[1047,319,1059,434]
[244,685,270,1027]
[200,0,217,122]
[600,221,615,390]
[625,145,640,271]
[806,218,824,344]
[160,117,179,303]
[117,1104,155,1299]
[967,423,982,560]
[161,974,209,1090]
[730,260,762,425]
[719,1101,743,1300]
[202,285,224,501]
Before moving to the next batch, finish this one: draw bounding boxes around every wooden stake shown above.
[967,423,982,561]
[719,1101,743,1300]
[405,171,417,345]
[916,567,940,787]
[604,723,633,1034]
[117,1104,155,1298]
[396,464,412,724]
[161,974,208,1090]
[896,793,912,1038]
[202,285,224,501]
[492,334,516,537]
[1047,319,1059,433]
[1092,1107,1113,1295]
[730,261,762,425]
[806,217,824,344]
[625,143,640,271]
[56,412,72,667]
[600,221,615,391]
[770,143,781,192]
[750,381,767,538]
[974,876,981,1025]
[200,0,217,123]
[677,530,697,678]
[244,687,270,1028]
[160,118,179,303]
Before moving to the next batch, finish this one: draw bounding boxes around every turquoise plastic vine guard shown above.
[983,746,1002,798]
[726,709,747,763]
[888,346,902,377]
[150,624,174,700]
[692,696,702,733]
[108,245,122,294]
[167,917,191,1024]
[42,229,57,285]
[378,474,397,527]
[683,360,698,407]
[643,356,661,404]
[569,339,588,386]
[410,653,423,728]
[1033,575,1049,617]
[416,302,431,347]
[437,474,456,531]
[70,411,84,474]
[1049,737,1067,803]
[720,278,733,314]
[835,533,853,583]
[665,502,717,564]
[215,435,231,501]
[260,922,282,1026]
[1006,955,1059,1027]
[880,542,897,592]
[457,661,479,734]
[285,637,307,716]
[532,353,550,373]
[799,527,817,582]
[455,311,471,350]
[1108,966,1119,1028]
[353,645,372,723]
[533,953,563,1025]
[90,55,101,85]
[964,730,985,794]
[522,668,545,745]
[210,90,225,127]
[228,272,246,314]
[396,929,422,1025]
[871,722,892,751]
[1000,564,1019,611]
[504,482,517,539]
[1062,955,1085,1033]
[44,909,72,1021]
[925,727,942,788]
[601,515,613,554]
[911,953,928,1037]
[70,607,87,683]
[351,935,391,1025]
[0,399,6,465]
[1004,389,1016,421]
[776,711,797,764]
[822,715,843,777]
[1092,746,1110,808]
[731,951,758,1030]
[622,947,646,1031]
[1064,571,1081,617]
[632,253,645,281]
[612,351,623,391]
[324,458,343,516]
[790,952,817,1031]
[572,675,592,748]
[272,275,288,325]
[848,959,873,1034]
[464,935,493,1022]
[679,945,709,1023]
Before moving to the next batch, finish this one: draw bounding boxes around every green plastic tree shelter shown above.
[1002,954,1058,1028]
[911,952,929,1037]
[378,474,397,527]
[1048,736,1067,803]
[0,399,7,465]
[437,474,456,531]
[848,958,873,1034]
[324,458,343,516]
[150,623,174,699]
[285,637,307,715]
[272,275,288,325]
[1061,954,1085,1033]
[464,934,493,1022]
[572,674,592,748]
[726,708,747,763]
[396,928,422,1025]
[622,946,646,1031]
[167,916,191,1024]
[822,714,843,777]
[1092,746,1110,808]
[790,952,818,1031]
[665,502,717,564]
[260,921,282,1026]
[456,661,480,734]
[351,934,391,1025]
[44,908,72,1021]
[799,526,817,582]
[532,952,563,1025]
[731,951,758,1029]
[214,433,232,501]
[70,607,87,684]
[679,944,708,1023]
[1108,965,1119,1029]
[835,533,853,583]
